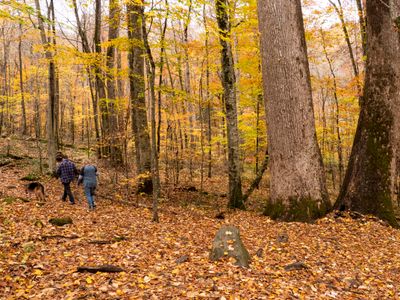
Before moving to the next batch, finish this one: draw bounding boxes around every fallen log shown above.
[77,265,124,273]
[40,234,79,240]
[88,235,128,245]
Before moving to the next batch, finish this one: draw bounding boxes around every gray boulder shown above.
[209,225,250,267]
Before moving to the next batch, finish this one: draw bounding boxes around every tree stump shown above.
[209,225,250,267]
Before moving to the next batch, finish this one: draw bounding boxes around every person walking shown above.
[56,154,78,204]
[78,161,98,210]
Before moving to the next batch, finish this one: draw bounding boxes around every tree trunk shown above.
[18,23,27,135]
[106,0,122,165]
[203,3,212,179]
[157,2,169,154]
[215,0,244,209]
[258,0,330,221]
[183,0,195,181]
[94,0,108,156]
[328,0,362,99]
[127,1,152,191]
[334,0,400,227]
[72,0,101,156]
[320,29,344,187]
[355,0,367,56]
[34,0,58,173]
[141,4,160,222]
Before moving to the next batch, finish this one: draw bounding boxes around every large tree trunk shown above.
[127,1,152,191]
[215,0,244,209]
[334,0,400,227]
[258,0,330,221]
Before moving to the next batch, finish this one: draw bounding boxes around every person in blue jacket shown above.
[78,160,98,210]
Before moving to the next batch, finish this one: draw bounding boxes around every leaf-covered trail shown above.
[1,166,400,299]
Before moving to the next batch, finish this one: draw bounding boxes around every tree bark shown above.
[355,0,367,57]
[94,0,108,156]
[258,0,330,221]
[215,0,244,209]
[72,0,101,156]
[203,3,212,178]
[18,23,27,135]
[328,0,362,99]
[320,29,344,187]
[127,0,152,192]
[334,0,400,227]
[157,1,168,154]
[34,0,58,173]
[106,0,122,165]
[141,4,160,222]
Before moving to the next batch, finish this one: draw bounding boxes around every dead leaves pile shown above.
[1,167,400,299]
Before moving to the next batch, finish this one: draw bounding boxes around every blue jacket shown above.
[79,165,97,187]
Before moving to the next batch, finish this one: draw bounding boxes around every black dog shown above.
[25,182,45,202]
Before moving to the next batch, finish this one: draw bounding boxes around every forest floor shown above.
[1,139,400,299]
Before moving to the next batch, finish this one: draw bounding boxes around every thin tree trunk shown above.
[127,1,152,191]
[106,0,122,165]
[34,0,58,172]
[355,0,367,57]
[320,29,344,186]
[72,0,101,156]
[141,4,160,221]
[215,0,244,209]
[157,1,169,154]
[94,0,108,156]
[18,23,27,135]
[203,3,212,179]
[328,0,362,99]
[183,0,195,180]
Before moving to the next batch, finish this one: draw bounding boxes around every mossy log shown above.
[49,217,73,226]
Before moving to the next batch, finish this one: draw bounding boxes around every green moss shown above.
[227,185,245,210]
[394,16,400,30]
[20,173,40,181]
[264,196,330,222]
[3,196,18,204]
[49,217,73,226]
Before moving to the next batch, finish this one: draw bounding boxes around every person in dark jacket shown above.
[78,161,98,210]
[56,154,78,204]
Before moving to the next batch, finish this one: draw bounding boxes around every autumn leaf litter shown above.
[1,165,400,299]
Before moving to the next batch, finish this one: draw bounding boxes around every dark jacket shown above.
[56,159,78,184]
